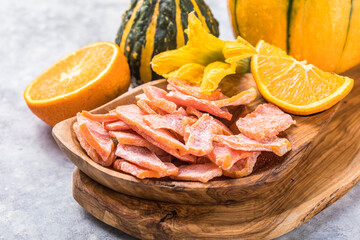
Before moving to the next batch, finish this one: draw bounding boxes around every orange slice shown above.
[251,40,353,115]
[24,41,130,126]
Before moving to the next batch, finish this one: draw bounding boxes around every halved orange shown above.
[251,40,353,115]
[24,41,130,126]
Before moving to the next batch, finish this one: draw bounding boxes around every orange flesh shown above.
[252,41,353,114]
[29,44,114,100]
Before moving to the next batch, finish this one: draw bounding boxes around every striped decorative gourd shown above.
[116,0,219,86]
[228,0,360,73]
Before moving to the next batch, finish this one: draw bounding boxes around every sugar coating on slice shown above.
[115,105,196,162]
[166,90,232,120]
[137,98,158,115]
[213,88,257,108]
[170,163,222,183]
[113,160,178,179]
[223,152,261,178]
[109,130,165,155]
[115,144,168,172]
[81,111,120,123]
[77,113,115,165]
[186,107,232,135]
[208,142,253,170]
[185,114,218,156]
[215,134,291,156]
[167,78,226,101]
[236,103,296,141]
[73,122,102,164]
[104,120,130,131]
[143,114,184,136]
[143,86,178,114]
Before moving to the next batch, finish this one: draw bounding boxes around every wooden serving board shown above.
[72,65,360,239]
[54,74,338,204]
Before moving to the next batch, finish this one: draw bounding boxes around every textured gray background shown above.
[0,0,359,239]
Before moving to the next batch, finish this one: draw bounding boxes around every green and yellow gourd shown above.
[228,0,360,73]
[116,0,219,86]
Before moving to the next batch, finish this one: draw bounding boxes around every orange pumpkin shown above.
[228,0,360,73]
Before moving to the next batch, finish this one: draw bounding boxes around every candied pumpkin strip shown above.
[77,113,115,165]
[166,90,232,120]
[215,134,291,156]
[137,98,158,115]
[109,130,165,156]
[81,111,120,123]
[185,114,218,156]
[186,107,233,135]
[208,142,253,170]
[169,163,222,183]
[143,114,184,136]
[115,104,196,162]
[222,152,261,178]
[132,124,196,162]
[104,120,130,131]
[143,86,178,114]
[213,88,257,108]
[236,103,296,141]
[115,144,168,172]
[73,122,102,164]
[167,78,226,101]
[113,160,178,179]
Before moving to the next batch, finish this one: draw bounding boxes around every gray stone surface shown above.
[0,0,359,239]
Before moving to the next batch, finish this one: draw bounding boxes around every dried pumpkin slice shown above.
[185,114,218,156]
[167,78,226,101]
[186,107,232,135]
[113,160,178,179]
[215,134,291,156]
[143,114,184,136]
[76,113,115,165]
[182,116,198,143]
[213,88,257,107]
[104,120,130,131]
[133,125,196,162]
[115,144,168,172]
[137,98,158,115]
[236,103,296,141]
[80,111,120,123]
[115,104,195,162]
[109,131,165,156]
[169,163,222,183]
[166,91,232,120]
[73,122,102,164]
[208,142,253,170]
[222,152,261,178]
[136,93,167,115]
[143,86,178,114]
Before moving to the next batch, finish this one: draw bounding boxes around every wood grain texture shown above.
[53,73,339,204]
[72,65,360,239]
